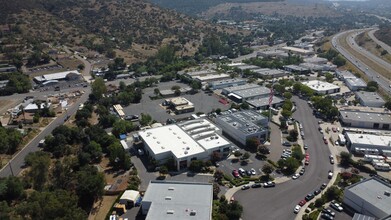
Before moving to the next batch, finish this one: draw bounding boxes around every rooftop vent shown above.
[168,187,175,191]
[165,196,172,200]
[184,151,188,155]
[186,147,190,150]
[385,191,390,197]
[167,210,175,214]
[190,210,197,216]
[233,122,237,126]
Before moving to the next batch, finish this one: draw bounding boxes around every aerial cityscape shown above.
[1,0,391,219]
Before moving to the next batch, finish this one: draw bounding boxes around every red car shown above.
[305,153,310,158]
[299,200,307,206]
[232,169,240,178]
[305,159,310,165]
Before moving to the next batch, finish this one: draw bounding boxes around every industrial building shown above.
[299,63,337,72]
[246,96,284,110]
[193,73,230,83]
[345,132,391,155]
[208,78,246,90]
[228,86,271,103]
[343,177,391,219]
[33,70,81,84]
[345,78,367,91]
[221,84,260,96]
[283,65,311,74]
[302,80,340,95]
[339,110,391,130]
[281,46,315,56]
[216,110,268,145]
[138,119,231,170]
[355,91,385,108]
[141,181,213,220]
[336,70,356,81]
[257,50,288,59]
[165,97,195,114]
[252,68,288,79]
[303,57,328,64]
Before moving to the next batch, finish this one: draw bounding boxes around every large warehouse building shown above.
[228,86,271,103]
[345,132,391,155]
[302,80,340,95]
[216,110,268,145]
[33,70,81,84]
[339,110,391,130]
[343,177,391,219]
[141,181,213,220]
[355,91,385,108]
[208,78,246,90]
[138,119,231,170]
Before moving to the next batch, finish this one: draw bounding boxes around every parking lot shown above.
[122,81,231,123]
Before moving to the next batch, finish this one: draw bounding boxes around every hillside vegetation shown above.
[374,27,391,48]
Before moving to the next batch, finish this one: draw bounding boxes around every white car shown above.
[292,173,300,180]
[294,205,301,214]
[328,170,334,179]
[250,168,256,175]
[330,201,343,212]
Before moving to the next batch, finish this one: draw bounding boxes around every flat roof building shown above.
[166,97,195,114]
[138,119,231,170]
[257,50,288,59]
[299,63,337,72]
[346,78,367,91]
[193,73,230,83]
[182,69,217,78]
[336,70,356,81]
[33,70,81,83]
[345,132,391,154]
[234,64,260,71]
[339,110,391,130]
[302,80,340,95]
[208,78,246,90]
[216,110,268,145]
[246,96,284,110]
[343,177,391,219]
[228,86,271,103]
[355,91,385,108]
[222,84,260,95]
[252,68,288,79]
[141,181,213,220]
[281,46,315,56]
[303,57,328,64]
[283,65,311,74]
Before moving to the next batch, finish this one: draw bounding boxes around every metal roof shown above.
[217,110,267,135]
[246,96,284,107]
[355,91,385,105]
[233,86,270,99]
[340,110,391,124]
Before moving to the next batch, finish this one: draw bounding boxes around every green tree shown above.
[213,183,220,200]
[78,64,85,70]
[381,50,388,56]
[189,160,205,173]
[159,166,169,176]
[366,81,379,92]
[91,77,107,101]
[340,152,352,168]
[28,151,51,191]
[283,92,292,99]
[154,88,160,96]
[325,72,334,83]
[332,55,346,67]
[140,113,152,126]
[288,130,299,141]
[0,201,11,220]
[324,186,343,201]
[0,176,24,202]
[262,163,275,176]
[281,109,292,118]
[76,166,105,211]
[242,152,250,160]
[246,138,260,152]
[112,120,135,138]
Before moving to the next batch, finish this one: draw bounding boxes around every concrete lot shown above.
[123,81,230,123]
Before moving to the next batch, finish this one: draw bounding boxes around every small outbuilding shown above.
[119,190,141,208]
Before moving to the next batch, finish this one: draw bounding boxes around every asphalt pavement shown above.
[234,96,333,220]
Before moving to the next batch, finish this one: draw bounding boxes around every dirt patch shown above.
[88,195,119,220]
[0,99,21,115]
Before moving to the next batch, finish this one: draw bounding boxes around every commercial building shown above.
[208,78,246,90]
[281,46,315,56]
[246,96,284,110]
[283,65,311,74]
[233,64,260,71]
[228,86,271,103]
[303,57,328,64]
[345,132,391,155]
[221,83,260,95]
[33,70,81,84]
[181,70,217,78]
[216,110,268,145]
[193,73,230,83]
[345,78,367,91]
[299,63,337,72]
[336,70,356,81]
[257,50,288,59]
[302,80,340,95]
[339,110,391,130]
[252,68,288,79]
[165,97,195,114]
[138,119,231,170]
[343,177,391,219]
[141,181,213,220]
[355,91,385,108]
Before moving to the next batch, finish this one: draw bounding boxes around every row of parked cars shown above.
[294,183,327,214]
[321,201,344,220]
[241,181,276,190]
[232,168,256,178]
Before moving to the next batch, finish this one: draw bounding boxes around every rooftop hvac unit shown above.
[385,191,390,197]
[190,210,197,216]
[167,210,175,214]
[184,151,188,155]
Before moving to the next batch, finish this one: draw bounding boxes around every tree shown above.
[76,166,105,211]
[242,152,250,160]
[27,151,51,191]
[0,176,24,202]
[154,88,160,96]
[324,186,343,201]
[211,151,222,162]
[381,49,388,56]
[78,64,85,70]
[91,77,107,101]
[213,183,220,200]
[325,72,334,83]
[385,100,391,111]
[112,120,135,138]
[159,166,168,176]
[340,152,352,168]
[283,92,292,99]
[332,55,346,67]
[140,113,152,126]
[366,81,379,92]
[288,129,299,142]
[246,138,260,152]
[258,145,270,154]
[281,109,292,118]
[262,164,275,176]
[189,160,205,173]
[214,170,224,182]
[0,201,11,220]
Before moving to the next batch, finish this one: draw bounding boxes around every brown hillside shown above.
[374,27,391,48]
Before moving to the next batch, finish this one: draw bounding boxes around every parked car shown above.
[330,158,334,164]
[298,200,307,206]
[305,193,315,201]
[328,170,333,179]
[324,139,328,145]
[232,170,240,178]
[263,181,276,188]
[322,208,335,217]
[321,213,334,220]
[137,149,144,156]
[238,168,246,176]
[282,141,292,147]
[292,173,300,180]
[314,189,322,195]
[305,159,310,165]
[241,184,250,190]
[294,205,301,214]
[250,168,256,175]
[251,183,262,188]
[304,144,309,150]
[299,168,305,175]
[320,183,327,190]
[330,201,343,212]
[246,170,252,176]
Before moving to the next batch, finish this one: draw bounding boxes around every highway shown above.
[332,29,391,93]
[368,29,391,55]
[234,97,333,220]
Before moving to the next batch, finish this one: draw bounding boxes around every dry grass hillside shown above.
[202,2,341,19]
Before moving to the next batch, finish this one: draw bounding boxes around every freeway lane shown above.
[0,88,90,178]
[332,30,391,94]
[235,97,332,220]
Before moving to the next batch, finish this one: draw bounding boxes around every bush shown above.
[314,198,325,208]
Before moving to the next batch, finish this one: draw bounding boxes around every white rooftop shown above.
[34,70,80,82]
[139,125,204,159]
[143,181,213,220]
[120,190,140,202]
[303,80,340,92]
[194,74,229,82]
[346,132,391,147]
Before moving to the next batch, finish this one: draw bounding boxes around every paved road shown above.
[368,29,391,55]
[234,97,333,220]
[332,29,391,94]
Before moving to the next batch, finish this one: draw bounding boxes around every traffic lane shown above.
[0,90,90,177]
